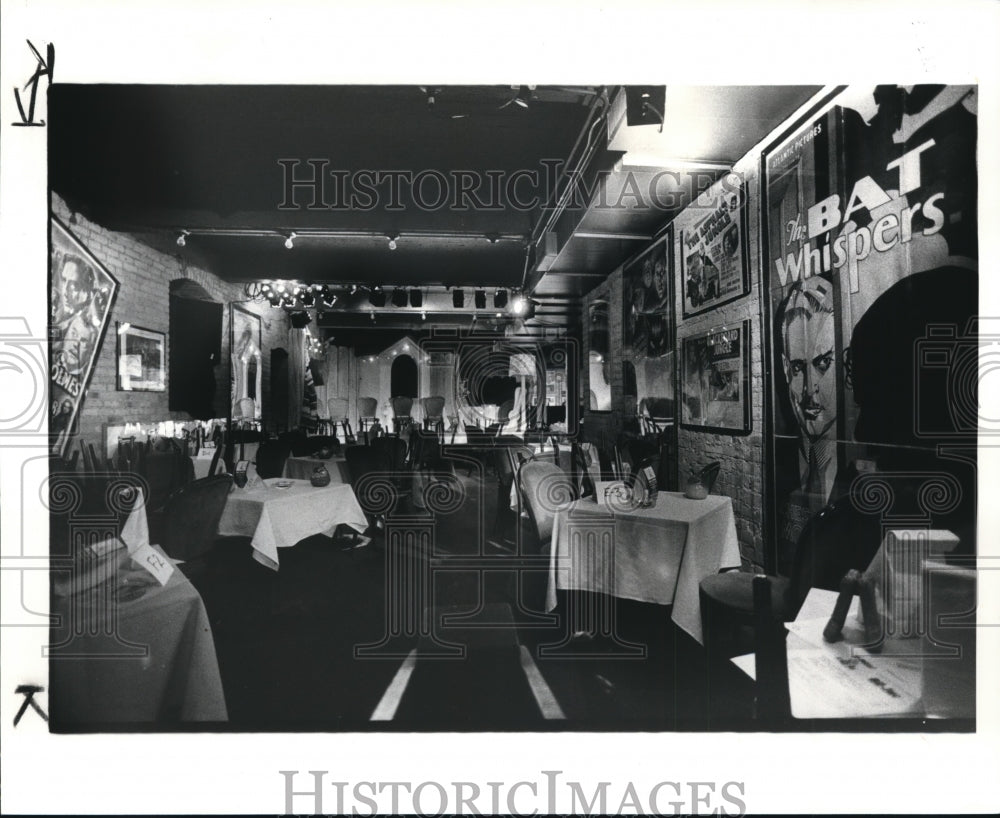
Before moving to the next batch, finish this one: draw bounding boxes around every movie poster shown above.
[49,217,119,456]
[680,179,750,318]
[680,320,750,433]
[763,85,978,573]
[622,232,674,419]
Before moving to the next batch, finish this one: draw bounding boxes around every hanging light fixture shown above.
[176,230,189,247]
[386,233,399,251]
[284,231,297,250]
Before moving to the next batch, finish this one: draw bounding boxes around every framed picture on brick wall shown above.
[116,323,165,391]
[679,177,750,319]
[679,320,751,434]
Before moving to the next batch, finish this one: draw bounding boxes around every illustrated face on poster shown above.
[49,219,119,455]
[780,276,836,441]
[763,84,978,572]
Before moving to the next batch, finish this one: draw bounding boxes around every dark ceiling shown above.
[50,83,822,332]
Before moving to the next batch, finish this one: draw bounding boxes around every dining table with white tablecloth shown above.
[281,454,350,484]
[216,478,368,570]
[49,528,228,726]
[545,491,741,644]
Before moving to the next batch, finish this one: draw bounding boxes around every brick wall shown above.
[672,159,765,571]
[52,194,289,453]
[581,154,766,570]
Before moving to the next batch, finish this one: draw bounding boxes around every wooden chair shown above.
[699,495,884,660]
[358,396,379,442]
[390,396,414,435]
[327,397,354,443]
[159,474,234,564]
[253,441,291,479]
[421,395,446,437]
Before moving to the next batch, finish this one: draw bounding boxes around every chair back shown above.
[328,397,349,420]
[422,395,445,419]
[786,494,885,617]
[358,396,378,418]
[254,441,291,479]
[391,396,413,417]
[518,459,574,548]
[142,448,193,510]
[48,471,144,552]
[160,474,234,561]
[497,399,514,422]
[493,436,533,487]
[371,435,408,472]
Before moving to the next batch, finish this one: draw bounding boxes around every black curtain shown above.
[168,295,222,420]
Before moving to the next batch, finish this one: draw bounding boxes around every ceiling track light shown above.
[176,230,190,247]
[386,233,399,251]
[284,231,297,249]
[485,232,501,245]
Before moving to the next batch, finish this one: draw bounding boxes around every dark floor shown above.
[188,461,757,731]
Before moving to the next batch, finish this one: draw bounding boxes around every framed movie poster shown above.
[680,320,751,434]
[49,216,119,456]
[680,178,750,318]
[230,304,262,420]
[622,232,675,422]
[117,323,165,391]
[761,85,978,575]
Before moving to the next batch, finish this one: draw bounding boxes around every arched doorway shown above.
[168,279,222,420]
[390,354,418,398]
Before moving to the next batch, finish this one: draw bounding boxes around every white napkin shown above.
[120,488,150,555]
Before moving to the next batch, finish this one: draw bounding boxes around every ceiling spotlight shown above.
[392,287,408,307]
[514,86,532,108]
[370,311,376,321]
[485,233,501,245]
[453,289,465,308]
[409,289,423,308]
[421,310,427,320]
[176,230,189,247]
[284,231,297,250]
[349,284,358,295]
[474,290,486,309]
[387,234,399,251]
[276,282,287,293]
[511,295,528,315]
[496,312,503,318]
[261,282,271,292]
[494,289,508,309]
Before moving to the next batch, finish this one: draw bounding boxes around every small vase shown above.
[310,465,331,487]
[684,477,708,500]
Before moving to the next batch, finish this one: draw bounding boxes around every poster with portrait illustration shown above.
[621,232,674,418]
[680,321,750,434]
[762,85,978,574]
[680,178,750,318]
[49,217,119,456]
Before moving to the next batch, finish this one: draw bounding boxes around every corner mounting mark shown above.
[12,40,54,127]
[13,684,48,726]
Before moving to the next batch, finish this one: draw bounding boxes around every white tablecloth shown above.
[282,454,350,484]
[546,491,740,644]
[217,478,368,570]
[191,450,221,479]
[49,543,228,725]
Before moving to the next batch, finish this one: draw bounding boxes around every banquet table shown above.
[282,454,350,483]
[217,478,368,570]
[545,491,740,644]
[49,543,228,726]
